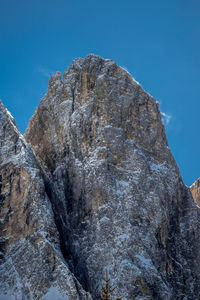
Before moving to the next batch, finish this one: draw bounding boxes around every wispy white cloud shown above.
[161,111,172,126]
[37,66,54,78]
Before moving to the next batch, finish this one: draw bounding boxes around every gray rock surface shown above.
[23,54,200,299]
[0,100,91,299]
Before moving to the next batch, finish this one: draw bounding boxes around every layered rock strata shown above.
[0,101,91,299]
[24,55,200,299]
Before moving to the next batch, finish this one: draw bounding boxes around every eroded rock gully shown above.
[1,54,200,299]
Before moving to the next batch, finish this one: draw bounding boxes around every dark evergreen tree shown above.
[101,277,114,300]
[101,276,122,300]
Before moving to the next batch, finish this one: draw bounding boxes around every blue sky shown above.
[0,0,200,186]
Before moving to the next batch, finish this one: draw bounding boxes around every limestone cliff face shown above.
[0,101,91,299]
[190,178,200,207]
[23,55,200,299]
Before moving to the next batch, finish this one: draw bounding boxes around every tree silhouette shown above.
[101,276,122,300]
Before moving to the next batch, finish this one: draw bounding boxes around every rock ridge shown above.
[0,100,92,299]
[190,178,200,207]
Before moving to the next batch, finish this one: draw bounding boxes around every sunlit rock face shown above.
[190,178,200,207]
[0,101,91,300]
[24,55,200,300]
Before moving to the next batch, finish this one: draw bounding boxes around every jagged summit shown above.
[1,55,200,299]
[190,177,200,207]
[0,99,27,166]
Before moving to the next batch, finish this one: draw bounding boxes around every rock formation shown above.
[0,101,91,299]
[1,54,200,299]
[190,178,200,207]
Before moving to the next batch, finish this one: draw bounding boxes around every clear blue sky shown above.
[0,0,200,186]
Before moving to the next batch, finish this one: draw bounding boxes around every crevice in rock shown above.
[44,172,88,291]
[42,171,90,294]
[71,88,75,113]
[0,175,4,210]
[43,178,69,259]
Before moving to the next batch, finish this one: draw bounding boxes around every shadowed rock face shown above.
[190,178,200,207]
[23,55,200,300]
[0,101,91,299]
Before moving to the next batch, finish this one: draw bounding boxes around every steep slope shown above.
[190,178,200,207]
[25,54,200,299]
[0,101,91,299]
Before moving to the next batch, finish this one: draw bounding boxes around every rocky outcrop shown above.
[190,178,200,207]
[23,54,200,299]
[0,101,91,299]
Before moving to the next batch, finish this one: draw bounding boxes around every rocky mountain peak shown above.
[0,100,25,164]
[190,177,200,207]
[1,55,200,299]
